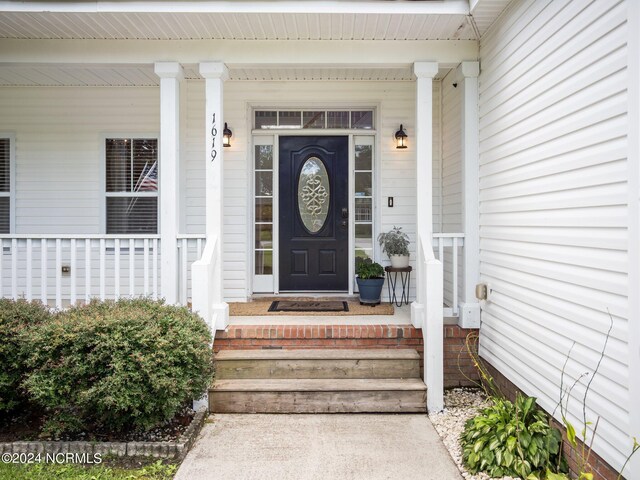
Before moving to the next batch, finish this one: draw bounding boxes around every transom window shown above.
[255,109,374,130]
[105,138,158,234]
[0,138,10,233]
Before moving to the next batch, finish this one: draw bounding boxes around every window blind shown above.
[105,138,158,234]
[0,138,10,234]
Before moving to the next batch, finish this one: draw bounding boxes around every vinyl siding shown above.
[0,87,159,234]
[440,69,464,309]
[478,0,631,472]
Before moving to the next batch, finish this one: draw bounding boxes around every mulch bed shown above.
[0,405,194,443]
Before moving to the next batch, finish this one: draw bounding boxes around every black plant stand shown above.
[385,266,412,307]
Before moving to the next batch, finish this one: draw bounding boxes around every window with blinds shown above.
[0,138,10,234]
[105,138,158,234]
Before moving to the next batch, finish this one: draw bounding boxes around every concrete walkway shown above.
[175,414,462,480]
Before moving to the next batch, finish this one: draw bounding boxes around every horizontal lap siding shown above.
[0,87,159,234]
[478,0,630,471]
[184,80,438,302]
[440,71,463,308]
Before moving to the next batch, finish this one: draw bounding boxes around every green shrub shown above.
[461,393,563,478]
[0,299,52,414]
[355,258,385,279]
[23,299,213,434]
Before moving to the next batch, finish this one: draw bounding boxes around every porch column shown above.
[154,62,183,304]
[412,61,438,323]
[459,61,481,328]
[199,62,229,329]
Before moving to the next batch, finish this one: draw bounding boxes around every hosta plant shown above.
[461,393,563,479]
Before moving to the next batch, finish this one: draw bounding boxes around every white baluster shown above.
[55,239,62,309]
[70,239,77,305]
[41,239,47,304]
[85,239,91,303]
[100,238,106,301]
[152,239,158,300]
[129,239,135,297]
[196,238,203,259]
[180,238,188,305]
[26,238,32,301]
[143,238,150,296]
[11,238,17,300]
[114,239,120,299]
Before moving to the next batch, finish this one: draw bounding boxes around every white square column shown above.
[199,62,229,329]
[459,61,481,328]
[154,62,183,304]
[411,61,438,325]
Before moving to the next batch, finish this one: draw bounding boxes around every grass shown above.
[0,459,177,480]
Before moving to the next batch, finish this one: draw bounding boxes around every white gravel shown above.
[429,388,521,480]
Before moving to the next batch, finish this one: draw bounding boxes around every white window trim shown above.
[101,133,160,235]
[0,133,16,234]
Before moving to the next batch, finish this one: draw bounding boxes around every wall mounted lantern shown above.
[223,123,233,147]
[395,124,408,149]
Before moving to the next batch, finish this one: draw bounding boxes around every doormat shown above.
[268,301,349,313]
[228,301,394,316]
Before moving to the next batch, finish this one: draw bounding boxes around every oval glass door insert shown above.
[298,157,330,233]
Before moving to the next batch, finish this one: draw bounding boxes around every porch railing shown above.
[432,233,465,317]
[0,234,205,308]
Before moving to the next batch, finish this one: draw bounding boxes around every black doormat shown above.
[268,301,349,312]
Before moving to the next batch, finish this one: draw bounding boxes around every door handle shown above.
[341,207,349,219]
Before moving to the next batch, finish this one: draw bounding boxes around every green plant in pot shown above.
[355,258,385,306]
[378,226,410,268]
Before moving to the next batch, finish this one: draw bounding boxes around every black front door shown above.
[279,136,349,291]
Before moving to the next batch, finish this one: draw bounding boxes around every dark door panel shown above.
[279,136,349,291]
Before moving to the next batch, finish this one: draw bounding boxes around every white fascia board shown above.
[0,39,478,66]
[0,1,470,15]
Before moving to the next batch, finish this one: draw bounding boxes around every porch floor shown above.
[227,304,412,325]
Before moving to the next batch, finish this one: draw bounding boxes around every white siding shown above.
[0,87,159,234]
[440,69,464,309]
[478,0,631,472]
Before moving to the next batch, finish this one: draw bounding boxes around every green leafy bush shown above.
[23,299,213,434]
[355,258,385,279]
[0,299,52,414]
[461,393,563,478]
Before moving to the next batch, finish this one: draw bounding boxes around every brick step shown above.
[214,349,421,379]
[209,378,427,413]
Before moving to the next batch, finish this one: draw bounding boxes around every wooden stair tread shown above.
[211,378,427,392]
[214,349,420,361]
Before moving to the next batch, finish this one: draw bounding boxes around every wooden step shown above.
[214,349,421,380]
[209,378,427,413]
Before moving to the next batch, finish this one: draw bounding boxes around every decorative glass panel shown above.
[255,111,277,129]
[355,145,372,170]
[355,198,372,222]
[255,145,273,169]
[298,157,330,233]
[279,111,301,127]
[303,111,325,129]
[255,251,273,275]
[255,224,273,249]
[355,172,372,197]
[351,111,373,129]
[326,111,350,129]
[255,198,273,222]
[255,171,273,196]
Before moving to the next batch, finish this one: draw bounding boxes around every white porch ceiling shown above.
[0,63,451,87]
[0,11,477,41]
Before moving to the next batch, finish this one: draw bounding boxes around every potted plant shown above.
[378,226,410,268]
[355,258,385,305]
